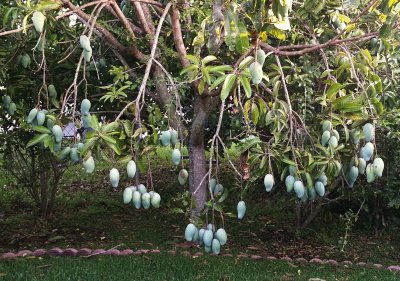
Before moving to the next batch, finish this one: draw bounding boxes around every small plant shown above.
[338,200,365,252]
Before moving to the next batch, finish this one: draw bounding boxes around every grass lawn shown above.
[0,254,399,281]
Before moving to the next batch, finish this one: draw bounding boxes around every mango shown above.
[48,84,57,98]
[2,95,11,109]
[21,54,31,68]
[138,184,147,194]
[170,129,178,146]
[213,184,223,196]
[7,102,16,115]
[373,157,384,177]
[109,168,120,188]
[70,147,79,163]
[178,169,188,185]
[27,108,38,124]
[288,165,297,176]
[198,229,205,245]
[127,160,136,179]
[32,11,45,33]
[123,187,133,204]
[81,99,91,115]
[322,120,332,132]
[329,136,338,148]
[212,239,221,255]
[142,193,151,209]
[237,201,246,219]
[172,149,181,165]
[363,123,374,142]
[331,129,340,142]
[192,228,199,242]
[52,125,63,142]
[314,181,325,197]
[360,142,374,161]
[308,187,317,200]
[129,185,137,192]
[366,163,375,183]
[160,130,171,146]
[318,173,328,186]
[132,191,141,209]
[207,223,216,233]
[358,158,366,175]
[83,50,92,62]
[83,156,95,173]
[215,228,227,246]
[249,61,263,84]
[263,173,274,192]
[82,113,91,128]
[348,166,359,183]
[151,192,161,208]
[321,130,331,146]
[294,181,305,199]
[209,178,217,192]
[185,223,197,242]
[60,147,71,160]
[79,35,92,52]
[255,49,267,66]
[36,111,46,126]
[203,229,213,246]
[285,175,295,192]
[204,245,212,253]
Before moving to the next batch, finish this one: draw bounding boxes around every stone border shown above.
[0,248,399,272]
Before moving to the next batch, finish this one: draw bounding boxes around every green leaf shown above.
[209,74,227,91]
[101,121,119,133]
[26,134,48,148]
[33,126,51,134]
[202,68,212,85]
[238,75,251,98]
[117,155,133,164]
[220,74,237,101]
[185,55,200,65]
[238,56,254,70]
[201,55,218,65]
[208,65,234,73]
[217,188,229,203]
[101,134,117,144]
[106,142,122,155]
[326,83,346,100]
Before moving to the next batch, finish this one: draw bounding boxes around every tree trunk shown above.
[188,94,220,217]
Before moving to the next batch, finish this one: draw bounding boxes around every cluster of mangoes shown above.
[320,120,339,148]
[249,49,266,85]
[209,178,224,197]
[59,142,85,163]
[79,35,93,62]
[109,160,137,188]
[123,184,161,209]
[184,223,227,255]
[16,54,31,69]
[160,129,182,166]
[346,123,384,186]
[1,95,16,115]
[80,99,92,128]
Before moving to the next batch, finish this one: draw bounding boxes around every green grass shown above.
[0,254,399,281]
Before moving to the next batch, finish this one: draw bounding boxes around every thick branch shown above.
[171,7,190,68]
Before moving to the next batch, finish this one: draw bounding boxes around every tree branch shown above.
[171,7,190,68]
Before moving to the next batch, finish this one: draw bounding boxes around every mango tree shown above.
[1,0,399,251]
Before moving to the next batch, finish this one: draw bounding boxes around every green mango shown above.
[150,192,161,208]
[48,84,57,98]
[32,11,45,33]
[52,125,63,142]
[360,142,374,161]
[288,165,297,176]
[178,169,188,185]
[314,181,325,197]
[209,178,217,192]
[70,147,79,163]
[285,175,295,192]
[170,129,178,146]
[7,102,16,115]
[294,181,305,199]
[160,130,171,146]
[308,187,317,201]
[109,168,120,188]
[213,183,223,196]
[366,164,375,183]
[328,136,338,148]
[83,156,95,173]
[82,113,91,128]
[198,229,205,245]
[36,111,46,126]
[21,54,31,68]
[348,166,359,183]
[237,201,246,219]
[54,141,61,152]
[363,123,374,142]
[81,99,91,115]
[322,120,332,132]
[331,129,340,141]
[172,149,181,166]
[215,228,227,246]
[203,229,213,246]
[249,61,263,85]
[132,191,141,209]
[36,37,45,52]
[373,157,384,177]
[137,184,147,194]
[141,193,151,209]
[79,35,92,52]
[127,160,136,179]
[83,49,92,63]
[318,173,328,186]
[2,95,11,108]
[184,223,197,242]
[27,108,38,123]
[207,223,216,232]
[263,173,274,192]
[358,158,366,174]
[204,244,212,253]
[123,187,133,204]
[255,49,267,66]
[350,129,361,145]
[321,130,331,146]
[211,239,221,255]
